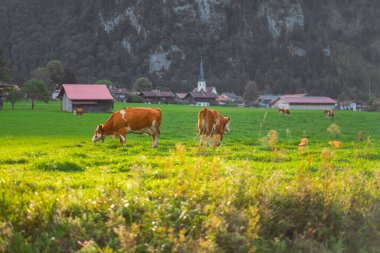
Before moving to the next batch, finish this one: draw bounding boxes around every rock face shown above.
[1,0,380,98]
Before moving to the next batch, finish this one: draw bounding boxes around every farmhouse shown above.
[256,95,280,107]
[338,100,362,111]
[58,84,114,113]
[139,90,176,104]
[0,82,19,110]
[271,96,337,110]
[110,87,136,102]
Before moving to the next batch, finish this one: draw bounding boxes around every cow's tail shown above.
[198,108,208,136]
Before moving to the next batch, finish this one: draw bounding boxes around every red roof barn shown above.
[58,84,114,113]
[271,96,337,110]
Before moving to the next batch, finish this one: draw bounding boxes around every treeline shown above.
[1,0,380,100]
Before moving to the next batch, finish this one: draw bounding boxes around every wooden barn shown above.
[58,84,114,113]
[271,96,337,110]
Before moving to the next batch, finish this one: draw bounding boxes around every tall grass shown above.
[0,102,379,252]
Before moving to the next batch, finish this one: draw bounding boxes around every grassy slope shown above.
[0,101,380,252]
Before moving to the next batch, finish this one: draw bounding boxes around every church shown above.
[184,58,218,106]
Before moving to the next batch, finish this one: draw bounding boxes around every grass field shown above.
[0,101,380,252]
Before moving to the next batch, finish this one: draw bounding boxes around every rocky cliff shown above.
[1,0,380,98]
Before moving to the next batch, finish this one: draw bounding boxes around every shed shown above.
[58,84,114,113]
[271,96,337,110]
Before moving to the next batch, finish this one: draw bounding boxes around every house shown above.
[184,90,218,106]
[256,95,280,107]
[111,87,134,102]
[0,82,19,110]
[271,96,337,110]
[51,89,60,100]
[58,84,114,113]
[338,101,362,111]
[139,90,176,104]
[220,92,243,103]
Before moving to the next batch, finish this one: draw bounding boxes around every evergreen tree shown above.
[243,80,259,103]
[0,48,11,83]
[133,77,153,91]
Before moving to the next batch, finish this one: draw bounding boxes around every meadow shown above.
[0,101,379,252]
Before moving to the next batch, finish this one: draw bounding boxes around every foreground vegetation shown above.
[1,102,380,252]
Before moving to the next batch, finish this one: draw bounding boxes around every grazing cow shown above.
[92,108,162,148]
[74,108,84,116]
[324,109,335,118]
[198,108,231,147]
[279,108,290,115]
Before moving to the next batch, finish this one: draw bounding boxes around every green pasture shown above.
[0,101,379,252]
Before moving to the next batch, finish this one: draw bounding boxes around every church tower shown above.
[197,57,206,92]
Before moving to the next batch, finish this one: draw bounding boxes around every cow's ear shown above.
[98,124,104,132]
[226,117,231,122]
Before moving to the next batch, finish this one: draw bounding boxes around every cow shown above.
[324,109,335,118]
[74,108,84,116]
[279,108,290,115]
[198,108,231,147]
[92,108,162,148]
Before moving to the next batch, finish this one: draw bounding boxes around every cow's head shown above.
[92,124,105,143]
[223,117,231,133]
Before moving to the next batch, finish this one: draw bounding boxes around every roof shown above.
[139,90,176,98]
[221,92,241,100]
[58,84,114,100]
[272,96,337,105]
[188,90,218,99]
[339,100,361,105]
[176,93,188,99]
[111,88,131,95]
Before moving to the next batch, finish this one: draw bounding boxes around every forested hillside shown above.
[1,0,380,99]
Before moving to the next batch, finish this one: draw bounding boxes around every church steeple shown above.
[197,57,206,92]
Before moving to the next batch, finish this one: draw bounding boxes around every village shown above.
[0,58,376,113]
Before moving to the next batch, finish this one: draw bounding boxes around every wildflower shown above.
[327,123,340,137]
[298,137,309,155]
[328,140,342,149]
[298,138,309,147]
[267,130,278,151]
[358,130,363,142]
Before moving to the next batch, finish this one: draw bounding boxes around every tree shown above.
[96,79,113,88]
[24,79,49,110]
[6,88,23,110]
[243,80,260,103]
[133,77,152,91]
[0,48,11,83]
[31,67,52,87]
[47,60,65,88]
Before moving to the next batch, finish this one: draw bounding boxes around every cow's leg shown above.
[119,134,126,146]
[152,134,159,148]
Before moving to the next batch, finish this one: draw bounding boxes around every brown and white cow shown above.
[324,109,335,118]
[74,108,84,116]
[279,108,290,115]
[198,108,231,147]
[92,108,162,148]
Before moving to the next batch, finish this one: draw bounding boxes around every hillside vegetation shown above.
[0,102,379,252]
[1,0,380,99]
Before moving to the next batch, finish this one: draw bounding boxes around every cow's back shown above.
[125,108,162,130]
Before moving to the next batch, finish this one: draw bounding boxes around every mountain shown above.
[1,0,380,99]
